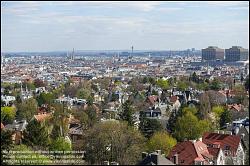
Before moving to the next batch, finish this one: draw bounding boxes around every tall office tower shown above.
[225,46,249,62]
[71,48,75,60]
[202,46,225,61]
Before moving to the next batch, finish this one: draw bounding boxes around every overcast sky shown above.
[1,1,249,52]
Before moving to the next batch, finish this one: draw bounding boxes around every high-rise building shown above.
[225,46,249,62]
[202,46,224,61]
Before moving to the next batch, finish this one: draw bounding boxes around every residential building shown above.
[139,150,174,165]
[4,120,28,144]
[202,132,245,165]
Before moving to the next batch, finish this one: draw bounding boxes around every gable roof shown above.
[202,132,241,156]
[169,96,178,103]
[147,95,158,105]
[33,112,52,122]
[139,152,174,165]
[167,141,211,165]
[4,120,28,132]
[227,104,243,112]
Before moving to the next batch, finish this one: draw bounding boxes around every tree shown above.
[33,79,47,88]
[147,131,177,156]
[190,72,199,83]
[244,75,249,91]
[1,130,13,165]
[211,106,225,129]
[36,92,55,106]
[198,92,211,119]
[119,100,136,126]
[245,149,249,165]
[7,144,51,165]
[49,137,71,151]
[174,111,211,142]
[1,106,16,125]
[156,79,169,90]
[212,106,224,118]
[23,119,50,148]
[177,81,188,91]
[83,121,145,165]
[16,98,38,121]
[84,105,97,127]
[220,109,232,128]
[49,103,70,139]
[77,88,91,99]
[182,106,198,116]
[210,78,221,90]
[233,85,246,104]
[139,117,163,139]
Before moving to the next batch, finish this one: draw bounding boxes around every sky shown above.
[1,1,249,52]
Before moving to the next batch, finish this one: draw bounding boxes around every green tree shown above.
[84,121,145,165]
[177,81,188,91]
[212,106,224,118]
[210,78,221,90]
[174,111,211,142]
[244,76,249,91]
[7,144,51,165]
[139,117,163,139]
[211,106,225,129]
[49,103,70,139]
[1,106,16,125]
[49,137,71,151]
[220,109,232,128]
[16,98,38,121]
[156,79,169,90]
[147,131,177,156]
[119,100,136,126]
[23,119,50,148]
[77,88,91,99]
[1,130,13,165]
[36,92,55,106]
[147,131,177,155]
[233,85,246,104]
[84,105,97,127]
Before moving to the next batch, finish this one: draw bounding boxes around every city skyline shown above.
[1,1,249,52]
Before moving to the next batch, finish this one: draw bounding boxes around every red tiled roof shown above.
[34,112,52,122]
[227,104,242,112]
[168,141,211,165]
[202,132,241,157]
[169,96,178,103]
[207,147,220,158]
[147,95,158,105]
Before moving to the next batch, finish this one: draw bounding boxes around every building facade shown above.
[225,46,249,62]
[202,46,225,61]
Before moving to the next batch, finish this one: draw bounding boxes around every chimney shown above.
[173,153,178,164]
[142,152,148,159]
[103,161,109,165]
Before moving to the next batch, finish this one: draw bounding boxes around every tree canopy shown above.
[83,121,145,165]
[1,106,16,125]
[147,131,177,156]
